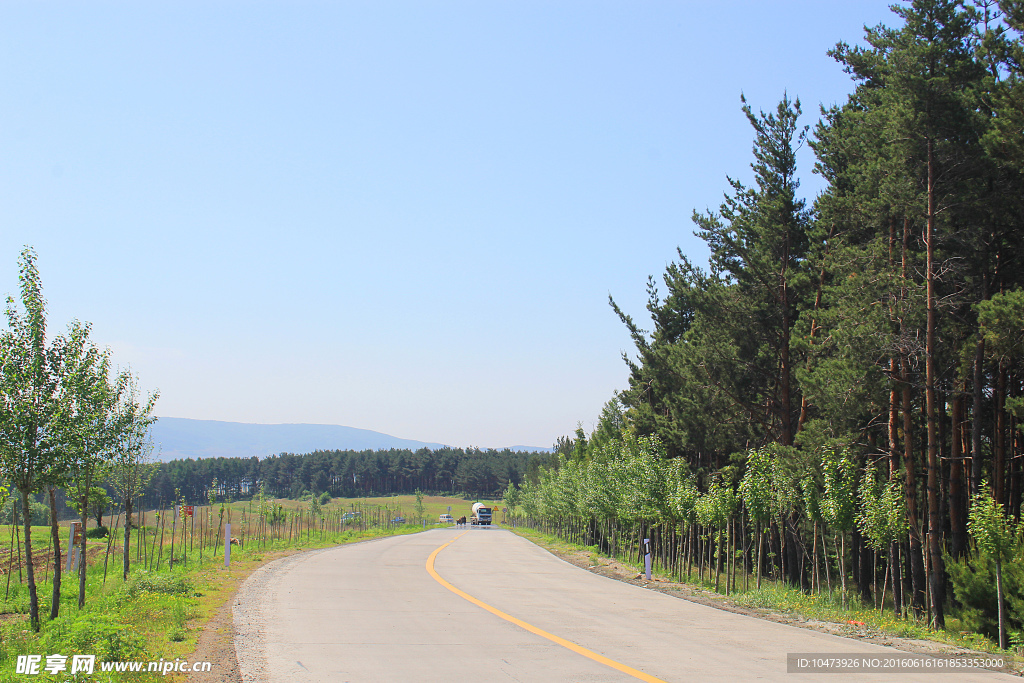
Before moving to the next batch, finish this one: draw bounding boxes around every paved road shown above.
[234,527,1015,682]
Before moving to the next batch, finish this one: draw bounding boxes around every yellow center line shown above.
[426,531,668,683]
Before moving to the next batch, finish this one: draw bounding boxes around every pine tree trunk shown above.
[950,393,967,559]
[902,363,927,616]
[995,362,1007,506]
[890,360,901,480]
[972,337,986,499]
[925,138,944,628]
[900,216,927,617]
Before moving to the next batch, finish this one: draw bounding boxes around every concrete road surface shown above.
[234,527,1015,682]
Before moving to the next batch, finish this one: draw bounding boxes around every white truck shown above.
[470,502,492,526]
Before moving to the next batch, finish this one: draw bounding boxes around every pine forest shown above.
[504,0,1024,651]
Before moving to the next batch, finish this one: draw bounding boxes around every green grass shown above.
[327,494,500,522]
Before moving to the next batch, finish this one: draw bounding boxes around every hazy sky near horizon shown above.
[1,1,897,449]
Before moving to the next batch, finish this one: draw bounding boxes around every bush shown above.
[319,491,331,505]
[947,550,1024,641]
[85,526,108,539]
[120,571,193,599]
[36,613,147,662]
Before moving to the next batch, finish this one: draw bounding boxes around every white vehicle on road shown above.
[470,502,492,526]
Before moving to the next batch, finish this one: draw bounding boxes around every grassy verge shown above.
[0,522,432,682]
[509,525,1022,668]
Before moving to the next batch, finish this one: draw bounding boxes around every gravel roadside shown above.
[233,550,324,683]
[207,535,406,683]
[184,547,325,683]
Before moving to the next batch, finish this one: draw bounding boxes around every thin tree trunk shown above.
[77,472,92,609]
[823,529,832,593]
[715,526,723,593]
[21,489,39,629]
[880,550,890,614]
[169,507,176,570]
[7,510,17,601]
[996,557,1006,649]
[122,498,133,580]
[836,533,846,608]
[103,512,120,587]
[756,522,764,590]
[891,540,903,618]
[47,487,61,620]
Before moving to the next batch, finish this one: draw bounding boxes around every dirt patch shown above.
[519,531,1024,677]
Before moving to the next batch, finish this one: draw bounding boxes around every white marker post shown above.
[65,522,80,573]
[224,523,231,567]
[643,538,652,581]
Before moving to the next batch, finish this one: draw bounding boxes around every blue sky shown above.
[1,1,897,449]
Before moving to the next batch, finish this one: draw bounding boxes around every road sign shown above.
[182,505,194,517]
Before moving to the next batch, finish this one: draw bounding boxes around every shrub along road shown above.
[233,528,1016,682]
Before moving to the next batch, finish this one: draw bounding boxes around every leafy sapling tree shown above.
[800,475,824,594]
[45,319,92,620]
[858,464,907,613]
[820,448,857,605]
[768,446,800,585]
[110,373,157,580]
[740,446,773,589]
[414,489,425,525]
[668,460,699,579]
[0,248,78,629]
[502,481,521,517]
[65,343,125,609]
[968,487,1020,650]
[698,478,737,593]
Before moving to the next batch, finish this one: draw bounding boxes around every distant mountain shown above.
[150,417,448,462]
[508,445,553,453]
[149,417,552,462]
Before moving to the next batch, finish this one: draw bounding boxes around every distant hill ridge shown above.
[150,417,550,462]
